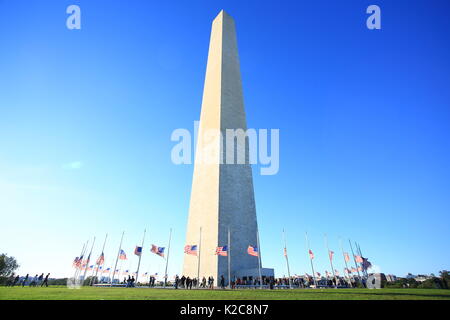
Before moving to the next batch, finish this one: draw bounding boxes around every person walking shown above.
[220,275,225,289]
[41,273,50,287]
[174,275,179,289]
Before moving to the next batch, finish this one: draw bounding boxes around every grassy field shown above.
[1,286,449,300]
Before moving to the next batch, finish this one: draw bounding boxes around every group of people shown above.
[173,275,218,289]
[123,275,136,287]
[5,273,50,287]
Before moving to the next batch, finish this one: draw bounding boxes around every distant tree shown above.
[439,270,449,289]
[0,254,19,277]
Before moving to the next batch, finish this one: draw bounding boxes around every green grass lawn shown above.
[1,286,449,300]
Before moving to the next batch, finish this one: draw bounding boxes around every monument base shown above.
[235,267,274,281]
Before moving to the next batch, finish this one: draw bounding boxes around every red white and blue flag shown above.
[328,250,334,261]
[103,267,111,274]
[344,252,350,262]
[134,246,143,256]
[184,245,198,256]
[96,253,105,265]
[151,245,165,257]
[72,257,80,268]
[308,250,314,260]
[215,246,228,256]
[247,245,259,257]
[119,249,127,260]
[354,255,363,263]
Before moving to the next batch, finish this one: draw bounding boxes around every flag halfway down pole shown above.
[92,233,108,286]
[324,234,338,288]
[184,245,198,255]
[151,245,165,257]
[111,231,125,285]
[305,232,317,288]
[282,229,292,288]
[349,239,362,280]
[135,229,146,282]
[247,245,259,257]
[215,246,228,256]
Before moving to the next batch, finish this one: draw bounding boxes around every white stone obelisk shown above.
[183,10,261,285]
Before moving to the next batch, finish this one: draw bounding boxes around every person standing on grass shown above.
[37,273,44,286]
[12,275,20,287]
[174,275,179,289]
[22,274,29,287]
[41,273,50,287]
[220,275,225,289]
[30,274,38,287]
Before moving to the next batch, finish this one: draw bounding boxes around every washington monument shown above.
[183,10,272,285]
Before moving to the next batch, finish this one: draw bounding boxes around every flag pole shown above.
[305,232,317,288]
[349,239,362,282]
[197,227,202,286]
[92,233,107,286]
[256,228,263,289]
[356,242,368,278]
[164,228,172,288]
[111,231,124,286]
[339,237,352,287]
[73,241,87,281]
[282,229,292,288]
[83,236,96,284]
[135,229,146,284]
[325,234,338,288]
[76,239,89,282]
[228,227,231,289]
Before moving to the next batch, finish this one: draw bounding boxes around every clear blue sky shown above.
[0,0,449,279]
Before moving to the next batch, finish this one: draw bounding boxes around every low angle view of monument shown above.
[183,10,273,284]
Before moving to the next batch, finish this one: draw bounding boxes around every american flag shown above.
[184,245,198,255]
[215,246,228,256]
[308,249,314,260]
[119,249,127,260]
[151,245,165,257]
[96,253,105,265]
[362,258,372,270]
[134,246,143,256]
[354,255,363,263]
[328,250,334,261]
[351,267,357,273]
[247,245,258,257]
[344,252,350,262]
[72,257,80,268]
[103,267,110,274]
[89,265,94,270]
[283,248,287,257]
